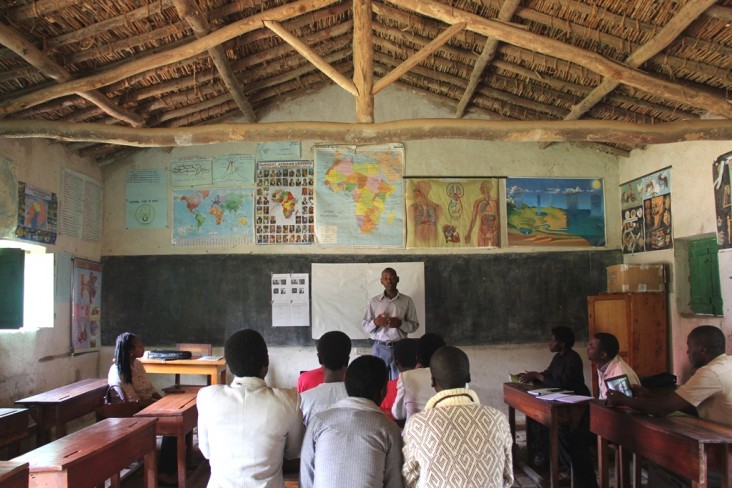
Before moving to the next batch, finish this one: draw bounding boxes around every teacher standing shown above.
[362,267,419,379]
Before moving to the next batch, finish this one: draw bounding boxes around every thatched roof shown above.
[0,0,730,164]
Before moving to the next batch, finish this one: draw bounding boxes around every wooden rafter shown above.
[1,119,731,146]
[172,0,256,122]
[353,0,374,123]
[389,0,732,118]
[0,21,144,127]
[455,0,520,118]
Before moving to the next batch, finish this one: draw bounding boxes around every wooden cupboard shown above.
[587,292,668,396]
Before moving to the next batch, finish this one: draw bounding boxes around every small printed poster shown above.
[271,273,310,327]
[71,258,102,352]
[125,169,168,229]
[255,161,314,244]
[16,181,57,244]
[620,168,672,253]
[713,151,732,249]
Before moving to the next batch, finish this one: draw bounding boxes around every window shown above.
[0,248,24,329]
[688,237,723,315]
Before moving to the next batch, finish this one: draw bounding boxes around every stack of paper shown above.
[536,392,593,403]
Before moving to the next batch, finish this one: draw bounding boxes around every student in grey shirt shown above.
[300,355,403,488]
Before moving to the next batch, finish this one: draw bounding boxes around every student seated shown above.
[518,326,598,488]
[402,346,513,488]
[107,332,176,485]
[380,338,417,419]
[608,325,732,487]
[586,331,640,399]
[300,331,351,426]
[197,329,304,488]
[391,333,446,421]
[300,355,403,488]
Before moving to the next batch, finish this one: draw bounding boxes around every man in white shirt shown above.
[300,331,350,426]
[586,332,640,399]
[197,329,304,488]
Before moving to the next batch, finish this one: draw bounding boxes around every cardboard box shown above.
[607,264,665,293]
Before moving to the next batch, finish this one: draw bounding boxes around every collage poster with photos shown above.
[713,151,732,250]
[255,160,315,245]
[620,167,672,254]
[271,273,310,327]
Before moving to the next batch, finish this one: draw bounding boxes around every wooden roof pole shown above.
[389,0,732,119]
[455,0,520,118]
[0,0,341,115]
[540,0,718,149]
[0,22,144,127]
[372,21,466,95]
[172,0,256,122]
[354,0,375,123]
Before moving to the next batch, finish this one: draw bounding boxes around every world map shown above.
[315,145,404,246]
[173,188,254,245]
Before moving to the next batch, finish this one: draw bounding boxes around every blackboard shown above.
[101,250,621,347]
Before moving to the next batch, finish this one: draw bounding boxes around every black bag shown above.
[95,385,142,420]
[148,350,193,360]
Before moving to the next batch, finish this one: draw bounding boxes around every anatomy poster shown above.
[71,258,102,352]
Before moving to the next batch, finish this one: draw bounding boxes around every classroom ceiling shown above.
[0,0,730,164]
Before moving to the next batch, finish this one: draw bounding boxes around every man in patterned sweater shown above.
[402,346,513,488]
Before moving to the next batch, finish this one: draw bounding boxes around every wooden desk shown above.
[590,400,732,488]
[135,391,198,488]
[15,378,108,445]
[139,357,226,386]
[503,382,589,488]
[0,409,28,459]
[0,461,28,488]
[12,417,158,488]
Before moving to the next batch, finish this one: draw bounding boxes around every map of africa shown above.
[271,190,297,219]
[315,145,404,246]
[173,188,254,245]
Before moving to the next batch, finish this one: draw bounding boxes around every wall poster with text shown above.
[16,181,57,244]
[71,258,102,353]
[620,167,672,253]
[713,151,732,249]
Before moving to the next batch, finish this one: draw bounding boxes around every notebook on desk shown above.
[605,374,633,397]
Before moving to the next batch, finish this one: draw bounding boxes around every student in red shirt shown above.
[381,338,417,420]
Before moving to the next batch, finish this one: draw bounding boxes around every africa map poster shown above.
[314,144,404,246]
[255,160,314,245]
[172,187,254,245]
[71,258,102,353]
[506,177,605,247]
[405,178,501,248]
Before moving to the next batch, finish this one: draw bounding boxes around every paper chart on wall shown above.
[271,273,309,327]
[60,169,102,242]
[125,169,168,229]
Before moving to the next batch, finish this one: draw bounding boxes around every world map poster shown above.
[314,144,404,246]
[172,187,254,245]
[506,177,606,247]
[405,178,500,248]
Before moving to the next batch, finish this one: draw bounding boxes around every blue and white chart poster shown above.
[212,154,255,187]
[126,169,168,229]
[257,141,300,162]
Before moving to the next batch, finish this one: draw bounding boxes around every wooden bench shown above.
[135,390,198,488]
[0,461,28,488]
[15,378,108,445]
[12,417,158,488]
[0,409,29,459]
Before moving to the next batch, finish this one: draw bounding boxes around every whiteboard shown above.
[311,262,426,340]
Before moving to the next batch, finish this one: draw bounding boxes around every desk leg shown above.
[145,447,158,488]
[617,445,632,488]
[176,430,187,488]
[722,444,730,488]
[597,436,609,488]
[508,406,517,460]
[550,415,559,488]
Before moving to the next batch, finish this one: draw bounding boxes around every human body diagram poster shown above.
[405,178,500,248]
[314,144,404,246]
[271,273,310,327]
[620,168,672,253]
[72,258,102,352]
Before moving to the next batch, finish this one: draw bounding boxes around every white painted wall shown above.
[620,141,732,382]
[0,139,102,406]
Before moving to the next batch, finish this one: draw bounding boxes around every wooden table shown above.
[0,461,28,488]
[590,400,732,488]
[503,382,590,488]
[12,417,158,488]
[135,391,198,488]
[139,357,226,386]
[0,409,28,459]
[15,378,108,445]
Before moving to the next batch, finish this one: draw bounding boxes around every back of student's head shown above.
[416,333,446,367]
[594,332,620,359]
[393,338,418,370]
[316,331,352,370]
[345,355,388,402]
[114,332,137,384]
[689,325,726,356]
[225,329,268,377]
[552,326,575,349]
[430,346,471,390]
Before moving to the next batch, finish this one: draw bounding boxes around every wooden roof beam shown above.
[353,0,374,123]
[455,0,520,118]
[0,21,144,127]
[172,0,256,122]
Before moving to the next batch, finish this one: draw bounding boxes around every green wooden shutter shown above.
[0,248,24,329]
[688,237,723,316]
